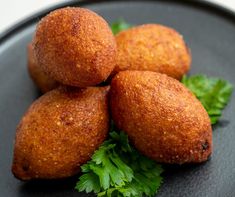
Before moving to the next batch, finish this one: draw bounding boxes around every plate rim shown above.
[0,0,235,45]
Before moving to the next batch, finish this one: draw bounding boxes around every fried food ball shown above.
[32,7,117,87]
[27,43,59,93]
[114,24,191,80]
[12,86,110,180]
[110,71,212,164]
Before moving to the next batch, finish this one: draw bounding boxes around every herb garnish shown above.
[76,131,163,197]
[182,75,233,124]
[111,19,132,35]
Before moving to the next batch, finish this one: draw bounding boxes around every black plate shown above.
[0,0,235,196]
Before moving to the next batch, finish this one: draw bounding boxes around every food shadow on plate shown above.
[157,159,213,197]
[161,158,212,184]
[212,119,230,130]
[162,157,211,175]
[18,175,94,197]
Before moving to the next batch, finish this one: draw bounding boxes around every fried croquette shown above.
[32,7,117,87]
[110,71,212,164]
[114,24,191,80]
[27,43,59,93]
[12,86,110,180]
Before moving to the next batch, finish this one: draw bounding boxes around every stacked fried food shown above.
[12,7,212,181]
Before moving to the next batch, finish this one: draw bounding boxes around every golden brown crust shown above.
[32,7,116,87]
[114,24,191,80]
[12,86,110,180]
[27,43,59,93]
[110,71,212,164]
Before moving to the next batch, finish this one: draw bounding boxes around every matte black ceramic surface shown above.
[0,1,235,197]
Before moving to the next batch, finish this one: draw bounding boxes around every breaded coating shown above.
[110,71,212,164]
[12,86,110,180]
[114,24,191,80]
[32,7,116,87]
[27,43,59,93]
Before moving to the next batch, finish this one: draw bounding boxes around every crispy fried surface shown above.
[114,24,191,80]
[110,71,212,164]
[12,86,110,180]
[32,7,116,87]
[27,43,59,93]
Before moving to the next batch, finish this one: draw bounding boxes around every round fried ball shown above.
[32,7,117,87]
[27,43,59,93]
[110,71,212,164]
[12,86,110,180]
[114,24,191,80]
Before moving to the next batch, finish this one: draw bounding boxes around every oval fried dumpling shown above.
[27,43,59,93]
[12,86,109,180]
[32,7,117,87]
[110,71,212,164]
[114,24,191,80]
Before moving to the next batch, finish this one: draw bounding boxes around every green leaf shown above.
[110,19,132,35]
[75,172,101,193]
[110,131,132,153]
[75,131,164,197]
[90,165,110,190]
[109,152,134,182]
[92,144,115,165]
[182,75,233,124]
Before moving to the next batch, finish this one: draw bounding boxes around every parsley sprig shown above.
[111,19,132,35]
[182,75,233,124]
[75,131,163,197]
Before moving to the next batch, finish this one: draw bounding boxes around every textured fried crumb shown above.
[12,86,110,180]
[27,43,59,93]
[114,24,191,80]
[110,71,212,164]
[32,7,116,87]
